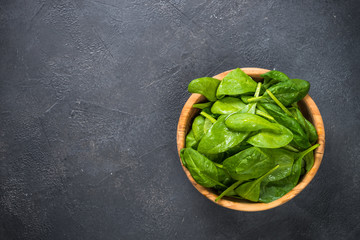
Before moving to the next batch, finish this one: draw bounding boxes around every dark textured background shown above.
[1,0,360,239]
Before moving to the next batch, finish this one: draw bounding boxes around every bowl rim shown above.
[176,67,325,212]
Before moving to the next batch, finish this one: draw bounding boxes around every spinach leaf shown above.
[259,103,311,150]
[216,68,257,99]
[188,77,220,102]
[192,115,206,141]
[260,148,295,182]
[261,70,290,89]
[304,151,314,172]
[305,119,318,144]
[264,79,310,106]
[259,156,302,203]
[203,152,226,164]
[225,142,252,158]
[246,123,293,148]
[211,97,246,114]
[215,179,243,202]
[181,148,228,188]
[222,147,274,181]
[180,148,186,167]
[225,113,279,132]
[193,102,213,109]
[289,107,318,144]
[185,129,199,149]
[235,165,280,202]
[258,144,319,202]
[197,115,249,154]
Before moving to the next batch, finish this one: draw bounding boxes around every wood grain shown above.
[176,67,325,212]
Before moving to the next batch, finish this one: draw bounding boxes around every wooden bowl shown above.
[176,67,325,212]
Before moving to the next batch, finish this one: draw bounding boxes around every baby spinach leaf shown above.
[260,148,295,183]
[188,77,220,102]
[225,113,279,132]
[258,144,319,202]
[215,179,243,202]
[239,82,262,114]
[203,152,226,164]
[246,123,293,149]
[235,165,279,202]
[197,115,249,154]
[193,102,213,109]
[305,119,318,144]
[259,157,302,203]
[261,70,290,89]
[289,107,318,144]
[192,115,206,141]
[264,79,310,106]
[259,103,311,150]
[211,97,246,114]
[222,147,274,181]
[216,68,257,99]
[185,130,199,149]
[180,148,186,167]
[181,148,228,188]
[225,142,252,158]
[304,151,314,172]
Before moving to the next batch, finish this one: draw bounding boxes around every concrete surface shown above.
[1,0,360,239]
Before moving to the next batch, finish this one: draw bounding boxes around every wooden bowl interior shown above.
[177,68,325,211]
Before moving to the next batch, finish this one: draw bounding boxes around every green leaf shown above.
[305,119,318,144]
[188,77,221,102]
[259,156,302,203]
[193,102,213,109]
[225,113,279,132]
[216,68,257,99]
[180,148,186,167]
[211,97,246,114]
[258,144,319,203]
[289,107,318,144]
[235,165,280,202]
[304,151,314,172]
[263,79,310,106]
[181,148,228,188]
[260,148,295,183]
[261,70,290,89]
[246,123,293,148]
[197,115,249,154]
[259,103,311,150]
[215,179,243,202]
[192,115,206,141]
[185,130,198,149]
[222,147,274,181]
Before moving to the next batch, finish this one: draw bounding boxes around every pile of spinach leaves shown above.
[181,68,320,203]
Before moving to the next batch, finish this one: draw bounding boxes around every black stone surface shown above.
[1,0,360,239]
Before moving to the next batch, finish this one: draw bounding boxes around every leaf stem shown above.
[200,112,217,123]
[297,144,320,160]
[247,96,263,103]
[215,180,243,202]
[247,82,262,114]
[255,109,275,121]
[254,82,262,98]
[265,89,294,117]
[282,144,300,152]
[213,163,224,169]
